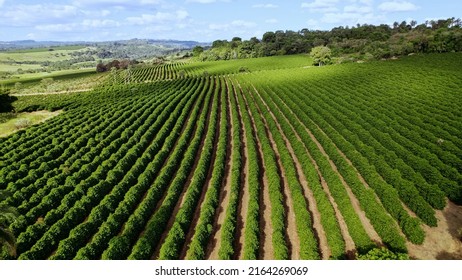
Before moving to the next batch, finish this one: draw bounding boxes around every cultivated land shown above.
[0,46,91,74]
[0,53,461,260]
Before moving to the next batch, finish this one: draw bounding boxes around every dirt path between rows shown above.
[179,83,223,259]
[206,80,234,260]
[273,95,356,257]
[284,101,382,245]
[245,87,299,259]
[230,80,250,260]
[150,86,215,260]
[251,86,330,260]
[240,84,274,260]
[299,96,462,259]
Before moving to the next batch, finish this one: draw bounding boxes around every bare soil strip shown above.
[408,202,462,260]
[206,80,234,259]
[179,83,223,259]
[150,87,215,260]
[310,119,400,226]
[244,87,297,259]
[274,96,356,256]
[251,86,330,260]
[299,116,382,244]
[274,96,381,244]
[240,84,274,260]
[308,115,430,251]
[230,80,250,260]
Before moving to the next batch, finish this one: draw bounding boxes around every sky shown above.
[0,0,460,42]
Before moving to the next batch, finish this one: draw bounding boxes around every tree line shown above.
[194,18,462,61]
[96,59,140,73]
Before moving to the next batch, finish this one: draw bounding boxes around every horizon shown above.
[0,0,460,42]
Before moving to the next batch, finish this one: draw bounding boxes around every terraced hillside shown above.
[0,53,461,260]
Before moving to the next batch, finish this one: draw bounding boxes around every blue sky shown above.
[0,0,459,42]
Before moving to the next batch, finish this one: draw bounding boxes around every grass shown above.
[0,63,43,72]
[4,45,87,53]
[0,46,93,76]
[181,54,313,76]
[0,68,97,88]
[0,112,17,124]
[0,47,88,63]
[10,71,106,95]
[0,110,62,138]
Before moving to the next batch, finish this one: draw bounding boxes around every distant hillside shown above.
[0,39,211,75]
[0,39,209,53]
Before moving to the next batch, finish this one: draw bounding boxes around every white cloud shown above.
[35,19,121,33]
[344,5,373,13]
[322,12,359,23]
[126,12,171,25]
[73,0,162,6]
[140,0,163,3]
[126,10,188,25]
[1,4,80,26]
[301,0,339,13]
[306,19,322,29]
[265,19,279,23]
[143,25,174,32]
[82,19,121,28]
[378,1,418,12]
[253,4,278,9]
[176,10,189,20]
[302,0,377,14]
[187,0,216,3]
[81,9,112,17]
[209,20,256,31]
[351,0,374,4]
[0,0,4,8]
[209,23,228,30]
[36,23,77,32]
[322,11,384,25]
[231,20,257,28]
[186,0,230,3]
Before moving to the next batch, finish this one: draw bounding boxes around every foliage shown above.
[310,46,332,66]
[192,46,204,57]
[14,119,32,130]
[0,190,19,259]
[356,247,409,260]
[201,18,462,61]
[0,91,17,113]
[96,59,139,73]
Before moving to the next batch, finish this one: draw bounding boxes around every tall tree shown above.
[310,46,332,66]
[0,91,16,113]
[192,46,204,57]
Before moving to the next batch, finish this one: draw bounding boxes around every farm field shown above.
[0,46,89,63]
[0,53,461,260]
[0,46,91,74]
[0,68,98,89]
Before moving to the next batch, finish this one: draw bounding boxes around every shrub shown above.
[15,119,32,130]
[356,247,409,260]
